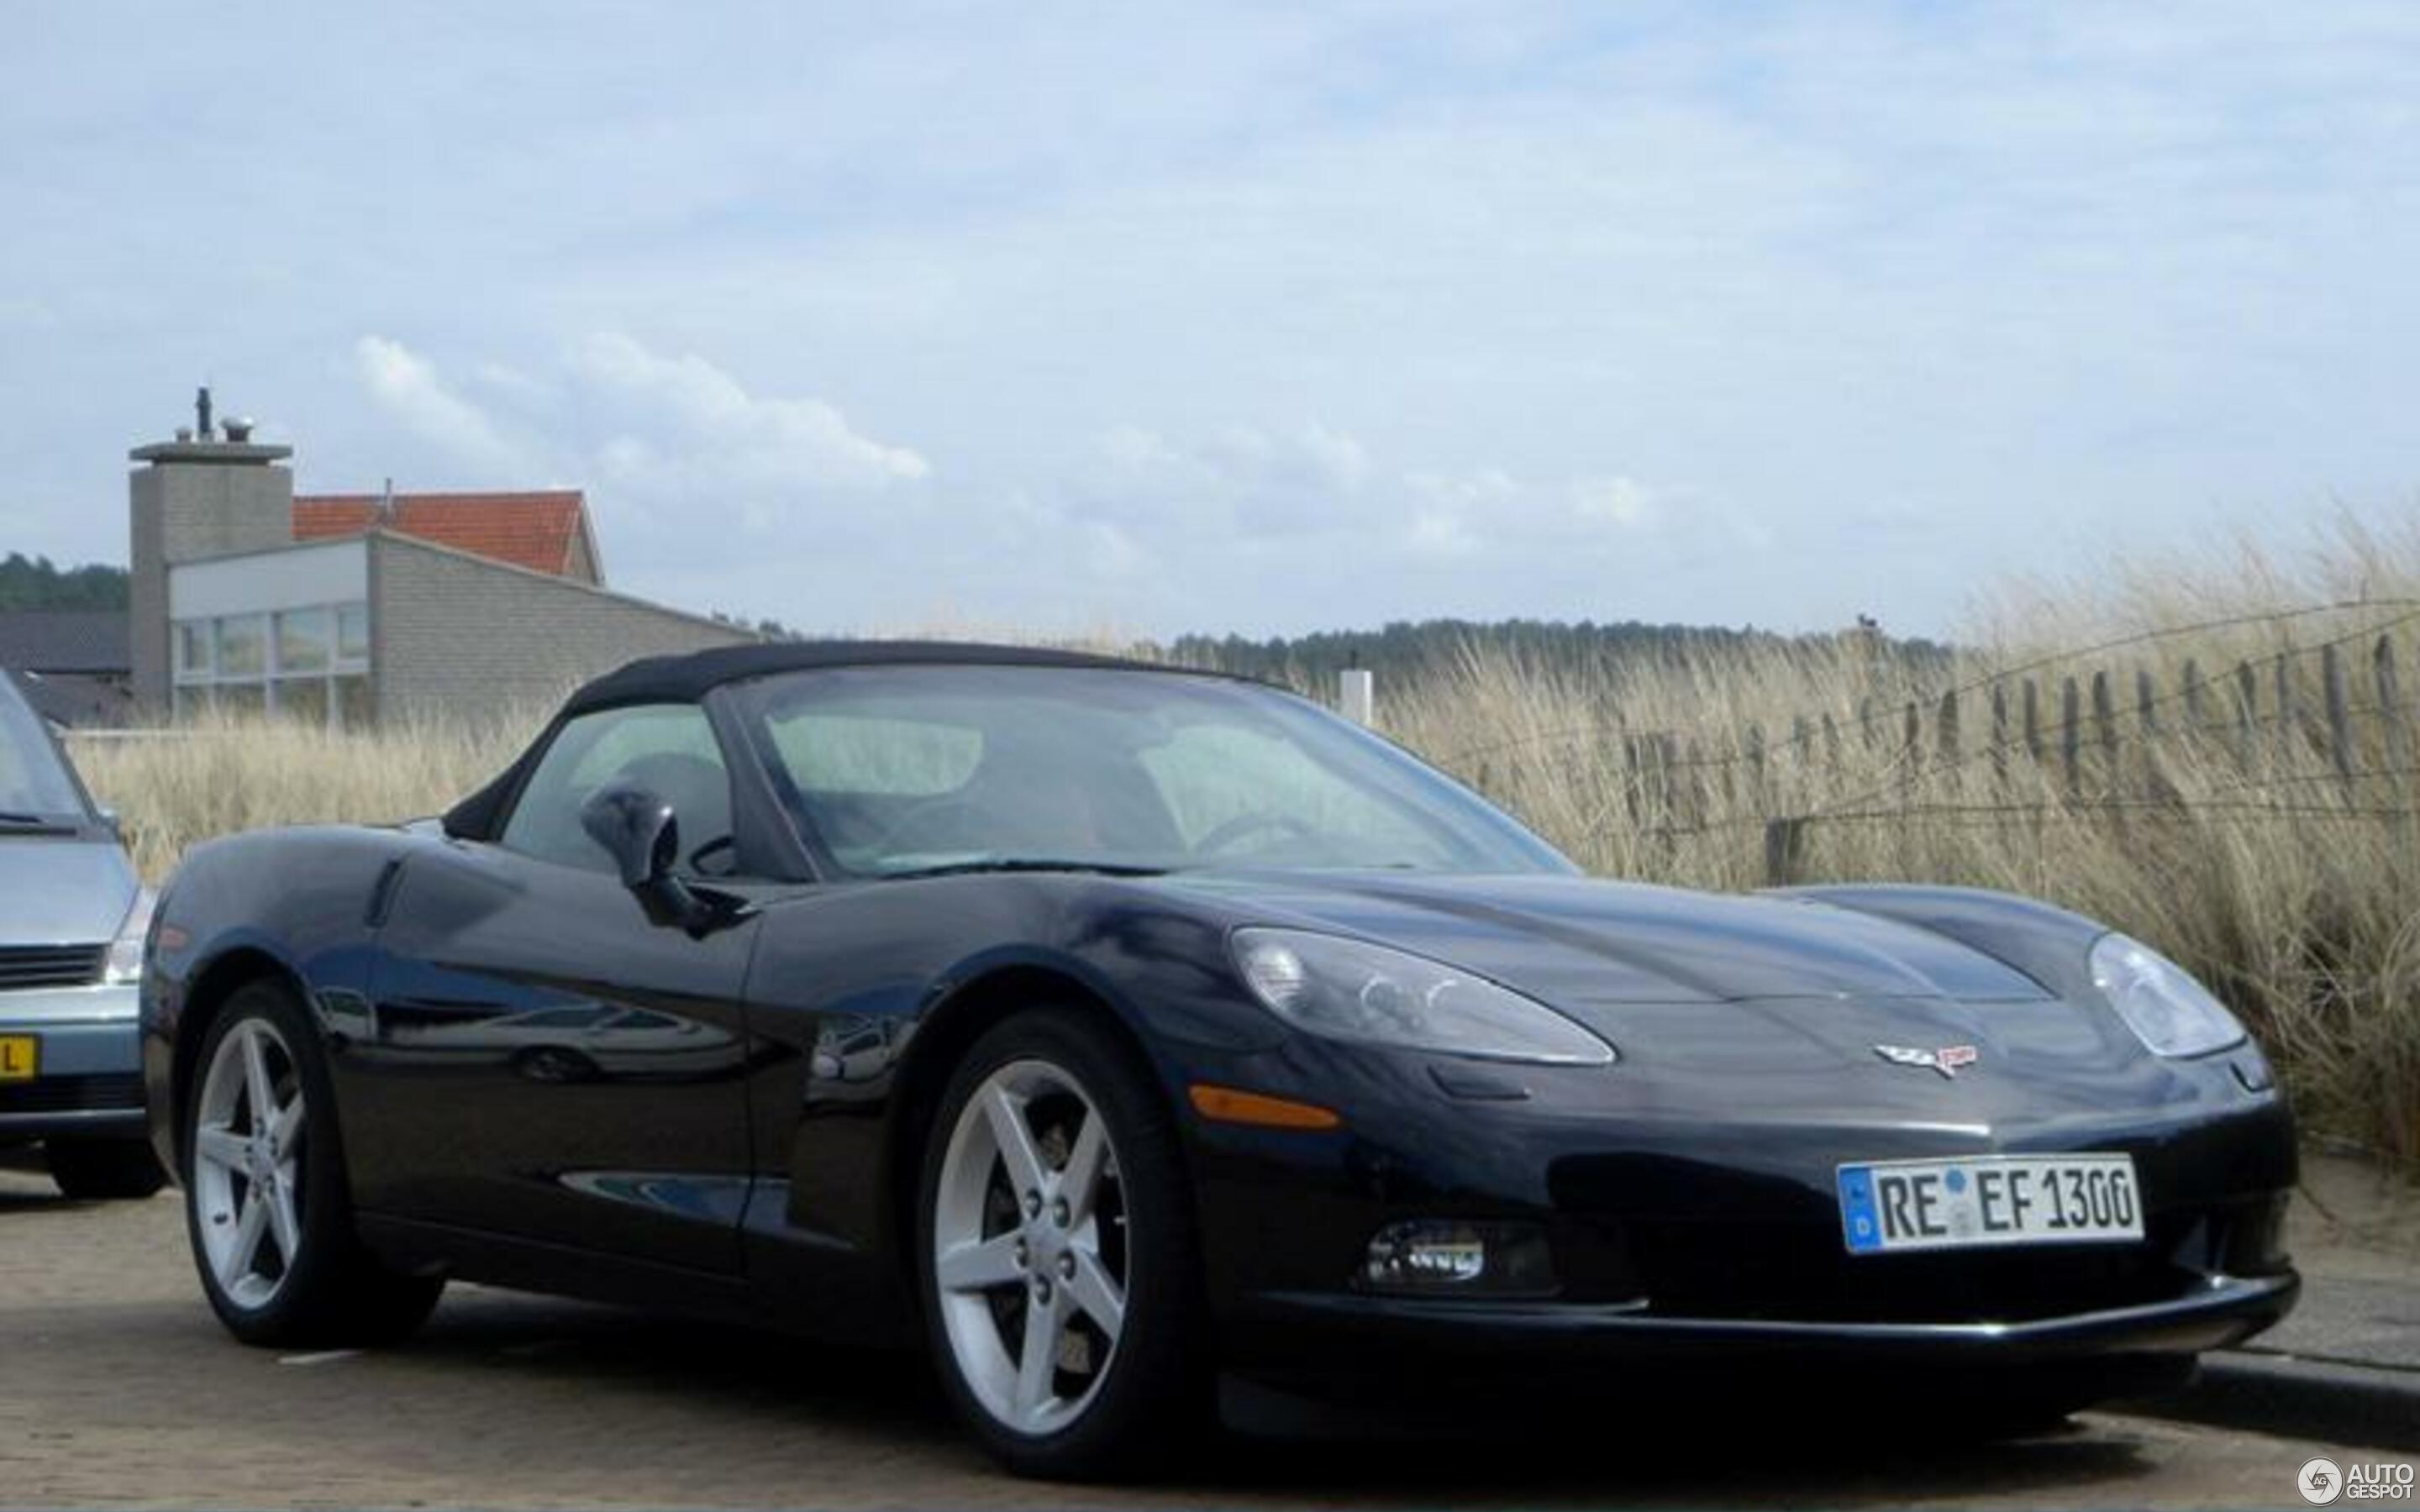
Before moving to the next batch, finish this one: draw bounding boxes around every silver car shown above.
[0,670,161,1199]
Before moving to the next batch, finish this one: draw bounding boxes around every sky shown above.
[2,1,2415,641]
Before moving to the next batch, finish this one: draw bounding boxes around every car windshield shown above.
[737,664,1576,879]
[0,675,90,824]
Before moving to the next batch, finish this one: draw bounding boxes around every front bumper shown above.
[1179,1031,2302,1383]
[0,984,145,1142]
[1235,1270,2296,1371]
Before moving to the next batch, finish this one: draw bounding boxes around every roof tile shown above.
[292,491,590,580]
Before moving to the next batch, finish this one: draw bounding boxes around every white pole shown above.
[1339,668,1376,726]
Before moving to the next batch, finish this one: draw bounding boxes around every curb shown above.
[2131,1353,2420,1454]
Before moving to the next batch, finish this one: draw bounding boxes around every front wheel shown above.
[917,1009,1211,1479]
[184,979,445,1347]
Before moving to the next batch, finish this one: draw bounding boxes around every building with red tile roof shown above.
[124,391,754,726]
[292,491,602,585]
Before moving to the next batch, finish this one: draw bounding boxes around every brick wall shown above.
[369,533,755,724]
[126,446,294,712]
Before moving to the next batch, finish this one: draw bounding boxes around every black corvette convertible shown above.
[141,643,2296,1476]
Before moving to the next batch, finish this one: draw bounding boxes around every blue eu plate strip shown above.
[1837,1164,1884,1253]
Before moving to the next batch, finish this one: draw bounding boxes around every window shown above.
[175,622,213,677]
[1138,723,1455,863]
[276,607,332,672]
[767,714,983,796]
[0,676,89,820]
[739,664,1573,878]
[499,703,734,875]
[215,615,266,678]
[173,600,371,730]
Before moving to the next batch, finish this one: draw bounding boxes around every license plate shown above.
[1838,1153,2143,1254]
[0,1034,36,1082]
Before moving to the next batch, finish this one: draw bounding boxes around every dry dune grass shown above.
[65,519,2420,1164]
[71,712,535,882]
[1381,519,2420,1164]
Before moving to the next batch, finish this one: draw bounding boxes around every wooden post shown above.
[1821,711,1842,770]
[2323,643,2354,785]
[1622,736,1643,829]
[2134,667,2162,799]
[1936,689,1960,767]
[2023,679,2043,764]
[1790,715,1812,808]
[1991,685,2009,788]
[1860,698,1878,751]
[2182,659,2207,730]
[2091,670,2118,795]
[2234,660,2259,770]
[2276,655,2301,764]
[1744,723,1768,811]
[2061,677,2082,800]
[1339,668,1375,727]
[1655,732,1681,830]
[1902,700,1921,798]
[2378,635,2412,775]
[1763,816,1806,887]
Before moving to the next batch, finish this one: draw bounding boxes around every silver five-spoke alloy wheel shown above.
[192,1018,307,1310]
[932,1058,1129,1437]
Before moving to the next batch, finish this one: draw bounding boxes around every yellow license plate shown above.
[0,1035,36,1082]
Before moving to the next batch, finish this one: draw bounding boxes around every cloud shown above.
[353,336,534,478]
[350,332,930,549]
[570,333,929,491]
[1079,422,1371,535]
[8,3,2400,636]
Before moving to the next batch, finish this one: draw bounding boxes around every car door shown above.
[347,701,760,1274]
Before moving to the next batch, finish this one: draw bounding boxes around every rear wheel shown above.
[917,1009,1210,1479]
[184,979,444,1347]
[47,1137,166,1200]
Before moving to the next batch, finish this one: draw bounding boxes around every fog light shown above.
[1360,1220,1556,1296]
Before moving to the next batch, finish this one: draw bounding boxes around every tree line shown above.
[0,554,129,612]
[1160,617,1953,687]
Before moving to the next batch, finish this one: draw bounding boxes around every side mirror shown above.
[578,780,716,934]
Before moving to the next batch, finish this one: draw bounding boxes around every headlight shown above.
[103,888,156,986]
[2089,932,2245,1058]
[1232,928,1616,1065]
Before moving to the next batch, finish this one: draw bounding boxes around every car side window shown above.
[497,703,737,876]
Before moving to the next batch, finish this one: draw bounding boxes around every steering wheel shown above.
[1193,810,1318,858]
[865,795,992,854]
[687,833,737,877]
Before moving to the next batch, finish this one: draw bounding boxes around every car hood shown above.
[1171,870,2053,1007]
[0,837,138,946]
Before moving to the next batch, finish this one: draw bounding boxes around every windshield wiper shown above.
[0,811,75,831]
[876,858,1170,881]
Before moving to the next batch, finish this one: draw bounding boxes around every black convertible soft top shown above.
[558,639,1165,719]
[444,640,1183,841]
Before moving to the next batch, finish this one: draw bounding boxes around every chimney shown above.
[127,396,296,716]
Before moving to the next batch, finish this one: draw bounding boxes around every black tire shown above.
[46,1137,167,1200]
[183,979,445,1348]
[915,1007,1212,1480]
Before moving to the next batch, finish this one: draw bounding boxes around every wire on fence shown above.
[1436,597,2420,770]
